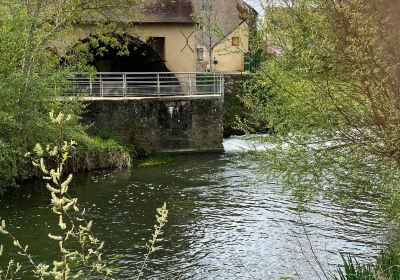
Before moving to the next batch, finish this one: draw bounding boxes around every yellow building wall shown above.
[56,23,198,73]
[213,22,249,73]
[133,24,197,73]
[53,22,250,73]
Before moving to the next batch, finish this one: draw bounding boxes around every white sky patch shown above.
[244,0,265,15]
[244,0,287,16]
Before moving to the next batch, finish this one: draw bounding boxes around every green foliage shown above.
[224,74,276,136]
[335,249,400,280]
[0,142,19,194]
[0,111,167,279]
[260,0,400,139]
[0,141,37,194]
[223,75,250,135]
[232,72,283,134]
[336,255,376,280]
[93,129,115,142]
[0,1,90,148]
[244,0,400,216]
[0,0,143,192]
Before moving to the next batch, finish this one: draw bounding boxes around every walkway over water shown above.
[69,72,224,99]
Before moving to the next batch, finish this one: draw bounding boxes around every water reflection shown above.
[0,138,388,279]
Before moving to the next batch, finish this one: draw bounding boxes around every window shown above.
[196,47,204,61]
[232,37,240,47]
[147,37,166,60]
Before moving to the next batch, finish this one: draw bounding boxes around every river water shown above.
[0,136,389,279]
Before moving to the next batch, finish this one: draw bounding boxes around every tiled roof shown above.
[82,0,194,24]
[142,0,194,23]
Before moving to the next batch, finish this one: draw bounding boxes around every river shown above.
[0,136,389,279]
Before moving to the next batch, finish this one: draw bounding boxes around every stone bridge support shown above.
[83,97,224,155]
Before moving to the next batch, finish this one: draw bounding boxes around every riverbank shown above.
[0,131,132,195]
[66,131,132,172]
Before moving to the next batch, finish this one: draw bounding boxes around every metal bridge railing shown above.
[68,72,224,98]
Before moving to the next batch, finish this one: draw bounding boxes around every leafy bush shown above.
[0,141,35,194]
[224,74,277,136]
[244,0,400,219]
[0,141,18,194]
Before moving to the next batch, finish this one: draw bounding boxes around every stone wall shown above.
[83,97,224,155]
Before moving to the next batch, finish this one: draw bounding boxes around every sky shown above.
[244,0,265,15]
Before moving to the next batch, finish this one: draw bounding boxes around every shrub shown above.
[0,141,32,195]
[0,141,17,194]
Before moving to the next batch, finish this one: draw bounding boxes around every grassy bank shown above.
[0,131,132,195]
[67,131,131,172]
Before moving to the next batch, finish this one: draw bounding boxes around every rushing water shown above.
[0,136,389,279]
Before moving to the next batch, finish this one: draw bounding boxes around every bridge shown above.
[68,72,224,100]
[76,72,225,154]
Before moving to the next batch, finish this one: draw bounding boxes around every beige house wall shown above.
[133,24,197,73]
[56,23,198,73]
[54,21,250,73]
[212,22,249,73]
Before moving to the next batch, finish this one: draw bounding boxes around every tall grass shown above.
[335,249,400,280]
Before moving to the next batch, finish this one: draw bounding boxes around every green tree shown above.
[245,0,400,215]
[192,0,225,72]
[0,0,141,192]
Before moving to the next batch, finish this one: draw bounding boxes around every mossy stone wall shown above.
[83,98,224,155]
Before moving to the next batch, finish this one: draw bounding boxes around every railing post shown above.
[89,79,93,97]
[221,74,224,96]
[100,74,103,97]
[188,73,192,95]
[194,73,197,95]
[217,74,220,95]
[157,73,160,98]
[214,73,217,95]
[123,73,127,98]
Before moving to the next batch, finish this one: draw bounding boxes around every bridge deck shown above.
[77,94,222,101]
